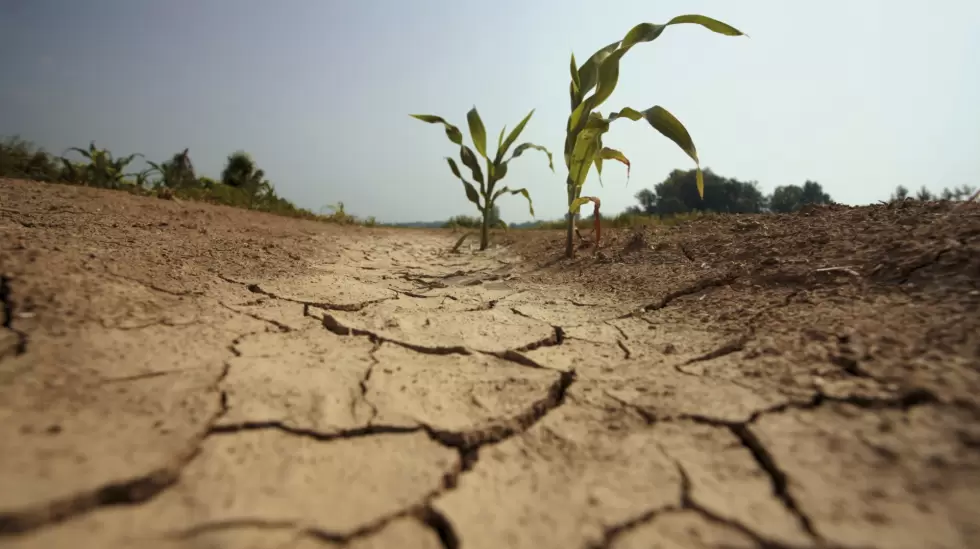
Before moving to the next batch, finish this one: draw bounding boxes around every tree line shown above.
[0,136,363,224]
[624,168,976,217]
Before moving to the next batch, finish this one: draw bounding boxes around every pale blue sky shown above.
[1,1,977,223]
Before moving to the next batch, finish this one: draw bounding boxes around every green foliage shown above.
[0,137,63,182]
[627,169,770,216]
[319,201,359,225]
[61,141,143,189]
[444,205,501,230]
[146,148,196,190]
[890,184,976,203]
[411,107,553,250]
[769,181,832,213]
[0,136,364,226]
[220,151,274,209]
[562,14,746,257]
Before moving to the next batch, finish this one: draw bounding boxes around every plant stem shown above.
[480,204,491,250]
[565,179,575,258]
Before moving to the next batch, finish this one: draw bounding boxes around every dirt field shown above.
[1,177,978,549]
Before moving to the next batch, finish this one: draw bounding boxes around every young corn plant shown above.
[411,107,554,250]
[61,141,142,189]
[563,14,746,258]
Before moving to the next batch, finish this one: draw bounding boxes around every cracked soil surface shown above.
[1,178,979,549]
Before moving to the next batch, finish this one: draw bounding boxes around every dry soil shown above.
[1,178,979,549]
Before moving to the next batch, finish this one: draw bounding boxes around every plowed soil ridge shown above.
[1,179,978,549]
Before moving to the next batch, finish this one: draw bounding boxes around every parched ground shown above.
[1,178,978,549]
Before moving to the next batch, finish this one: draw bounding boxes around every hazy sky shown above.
[1,1,977,223]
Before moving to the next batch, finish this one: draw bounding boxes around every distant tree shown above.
[221,151,272,208]
[891,185,910,201]
[769,185,803,213]
[630,168,767,216]
[800,180,832,205]
[768,180,833,213]
[915,186,934,201]
[147,148,196,190]
[633,189,657,215]
[952,184,976,201]
[0,137,62,182]
[443,204,502,229]
[889,184,976,203]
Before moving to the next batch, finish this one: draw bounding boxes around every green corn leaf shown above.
[593,133,604,182]
[410,114,464,145]
[492,186,535,217]
[569,196,594,214]
[497,126,506,154]
[591,47,631,110]
[445,157,484,210]
[496,109,535,163]
[598,147,631,183]
[609,105,703,198]
[494,159,509,181]
[509,142,554,172]
[569,52,580,92]
[466,107,488,158]
[644,106,699,167]
[459,145,484,186]
[576,40,620,100]
[568,127,604,193]
[66,147,93,160]
[668,14,745,35]
[621,15,745,50]
[567,97,593,139]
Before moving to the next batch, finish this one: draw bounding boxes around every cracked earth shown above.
[2,178,979,549]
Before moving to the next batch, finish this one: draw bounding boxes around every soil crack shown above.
[207,421,420,440]
[728,424,819,541]
[0,274,28,356]
[420,369,577,478]
[634,271,740,314]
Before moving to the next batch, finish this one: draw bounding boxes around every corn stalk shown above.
[61,141,142,189]
[412,107,553,250]
[563,15,746,258]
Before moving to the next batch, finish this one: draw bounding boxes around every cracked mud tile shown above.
[322,308,555,354]
[220,287,320,332]
[751,403,980,549]
[147,525,301,549]
[350,295,476,317]
[0,309,268,532]
[609,510,758,549]
[433,404,682,549]
[4,431,459,549]
[217,330,377,431]
[653,421,814,547]
[523,339,624,375]
[563,316,738,362]
[509,300,633,328]
[0,367,221,533]
[138,513,444,549]
[406,282,520,309]
[366,344,562,435]
[248,273,397,310]
[315,516,444,549]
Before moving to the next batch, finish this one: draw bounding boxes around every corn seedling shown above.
[563,15,746,258]
[61,141,143,189]
[411,107,554,250]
